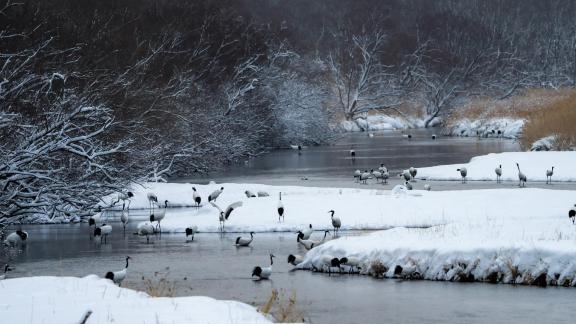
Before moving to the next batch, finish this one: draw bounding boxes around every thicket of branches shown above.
[244,0,576,126]
[0,0,332,224]
[2,0,575,224]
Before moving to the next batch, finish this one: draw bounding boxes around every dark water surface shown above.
[2,223,574,324]
[190,128,519,183]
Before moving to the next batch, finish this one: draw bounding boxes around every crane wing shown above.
[209,201,223,213]
[224,201,243,220]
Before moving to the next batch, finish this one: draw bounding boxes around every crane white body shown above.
[298,224,313,240]
[185,226,198,241]
[210,201,242,231]
[192,187,201,206]
[105,256,131,286]
[516,163,527,187]
[353,169,361,182]
[287,254,304,266]
[329,210,341,235]
[94,224,112,244]
[4,231,28,246]
[208,187,224,202]
[546,166,554,184]
[137,222,155,243]
[457,167,468,183]
[120,211,129,234]
[360,170,370,184]
[235,232,254,246]
[252,254,274,280]
[495,165,502,183]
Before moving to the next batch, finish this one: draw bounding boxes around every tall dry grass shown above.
[445,88,576,150]
[520,91,576,150]
[259,289,306,323]
[447,88,573,125]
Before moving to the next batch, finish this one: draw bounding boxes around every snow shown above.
[98,180,576,285]
[297,221,576,286]
[417,152,576,182]
[0,275,271,324]
[531,135,556,151]
[296,188,576,286]
[340,114,440,132]
[102,181,576,235]
[442,117,524,139]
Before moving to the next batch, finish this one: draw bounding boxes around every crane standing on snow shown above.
[546,166,554,184]
[495,165,502,183]
[105,256,131,286]
[516,163,527,187]
[329,210,341,235]
[457,167,467,184]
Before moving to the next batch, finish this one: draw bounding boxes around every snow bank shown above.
[531,136,556,151]
[0,276,271,324]
[418,152,576,182]
[296,187,576,286]
[443,118,524,139]
[102,183,576,235]
[298,222,576,287]
[340,114,440,132]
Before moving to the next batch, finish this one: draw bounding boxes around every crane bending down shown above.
[457,168,467,184]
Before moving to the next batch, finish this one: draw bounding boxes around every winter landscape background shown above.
[2,1,576,323]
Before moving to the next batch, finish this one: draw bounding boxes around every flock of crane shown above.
[1,183,348,283]
[1,144,573,284]
[352,157,555,189]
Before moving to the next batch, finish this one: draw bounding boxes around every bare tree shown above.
[327,29,403,130]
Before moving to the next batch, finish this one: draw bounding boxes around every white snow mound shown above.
[0,276,271,323]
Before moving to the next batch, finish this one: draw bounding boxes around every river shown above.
[2,129,574,323]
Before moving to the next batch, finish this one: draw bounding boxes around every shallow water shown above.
[189,129,520,182]
[2,130,575,323]
[2,224,575,324]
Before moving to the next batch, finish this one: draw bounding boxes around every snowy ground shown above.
[417,152,576,182]
[102,181,576,235]
[290,186,576,286]
[442,117,524,139]
[340,114,440,132]
[95,151,576,286]
[0,276,271,323]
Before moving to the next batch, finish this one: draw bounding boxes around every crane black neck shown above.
[125,257,130,269]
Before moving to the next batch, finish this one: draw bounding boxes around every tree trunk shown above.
[424,107,440,128]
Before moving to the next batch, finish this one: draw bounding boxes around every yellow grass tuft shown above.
[259,289,306,323]
[137,269,176,297]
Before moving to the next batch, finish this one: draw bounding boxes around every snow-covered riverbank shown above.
[101,182,575,234]
[297,221,576,287]
[418,152,576,182]
[442,117,524,139]
[339,114,440,132]
[99,176,576,287]
[0,276,271,323]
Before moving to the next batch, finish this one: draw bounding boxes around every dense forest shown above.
[1,0,575,223]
